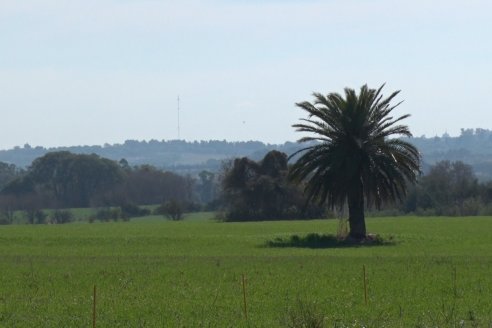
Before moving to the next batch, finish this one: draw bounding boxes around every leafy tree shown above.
[25,209,47,224]
[0,195,17,224]
[221,151,325,221]
[415,160,479,215]
[51,209,73,224]
[95,207,121,222]
[0,162,22,190]
[197,170,217,204]
[1,152,196,212]
[27,152,123,207]
[20,193,50,224]
[289,85,420,239]
[1,175,36,195]
[118,158,131,171]
[120,203,150,219]
[156,200,184,221]
[103,165,194,206]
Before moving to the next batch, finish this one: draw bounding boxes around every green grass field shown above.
[1,215,491,327]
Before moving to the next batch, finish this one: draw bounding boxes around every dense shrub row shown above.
[1,149,492,224]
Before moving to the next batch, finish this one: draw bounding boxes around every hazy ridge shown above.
[1,128,492,179]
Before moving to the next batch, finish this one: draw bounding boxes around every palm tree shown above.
[289,84,420,240]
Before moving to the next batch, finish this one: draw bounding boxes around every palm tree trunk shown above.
[348,183,366,240]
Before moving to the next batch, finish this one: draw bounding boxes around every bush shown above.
[461,198,481,216]
[365,208,404,217]
[479,203,492,216]
[0,209,14,225]
[120,203,150,219]
[51,209,73,224]
[0,207,15,225]
[0,214,12,225]
[214,211,227,222]
[154,200,184,221]
[35,210,47,224]
[25,209,47,224]
[95,205,150,222]
[96,208,121,222]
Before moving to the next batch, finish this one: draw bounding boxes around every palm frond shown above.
[289,84,420,210]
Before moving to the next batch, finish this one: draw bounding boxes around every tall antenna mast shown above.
[177,95,180,140]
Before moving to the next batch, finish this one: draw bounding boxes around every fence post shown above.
[242,274,248,321]
[363,265,368,305]
[93,285,97,328]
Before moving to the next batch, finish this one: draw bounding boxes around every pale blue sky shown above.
[1,0,491,149]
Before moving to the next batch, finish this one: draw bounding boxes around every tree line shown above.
[4,129,492,179]
[0,139,303,172]
[223,152,492,222]
[0,149,324,224]
[221,159,492,221]
[399,160,492,216]
[1,150,491,225]
[0,151,216,224]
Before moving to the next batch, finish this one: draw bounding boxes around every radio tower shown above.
[177,96,181,140]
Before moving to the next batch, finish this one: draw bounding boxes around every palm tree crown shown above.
[289,84,420,239]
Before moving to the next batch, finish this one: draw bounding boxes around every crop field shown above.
[0,214,491,327]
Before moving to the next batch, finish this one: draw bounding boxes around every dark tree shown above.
[50,209,74,224]
[221,150,325,221]
[0,162,22,190]
[289,85,420,239]
[105,165,193,206]
[156,200,184,221]
[21,193,48,224]
[416,160,479,215]
[27,152,123,207]
[1,151,197,211]
[0,195,17,224]
[197,170,217,204]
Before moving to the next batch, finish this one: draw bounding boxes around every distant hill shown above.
[2,128,492,179]
[410,128,492,180]
[0,140,306,175]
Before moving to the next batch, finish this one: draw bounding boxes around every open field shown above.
[1,215,491,327]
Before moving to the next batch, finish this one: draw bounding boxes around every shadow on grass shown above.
[265,233,396,249]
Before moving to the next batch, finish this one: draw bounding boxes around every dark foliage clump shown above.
[221,150,325,221]
[266,233,392,249]
[95,208,121,222]
[25,209,47,224]
[120,203,150,219]
[50,209,73,224]
[0,152,195,213]
[154,200,184,221]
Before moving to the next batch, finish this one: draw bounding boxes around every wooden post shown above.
[242,274,248,321]
[363,265,368,305]
[452,266,457,297]
[93,285,97,328]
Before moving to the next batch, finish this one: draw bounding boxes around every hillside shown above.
[1,128,492,179]
[410,128,492,180]
[0,140,305,174]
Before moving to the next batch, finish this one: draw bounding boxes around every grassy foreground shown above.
[0,215,491,327]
